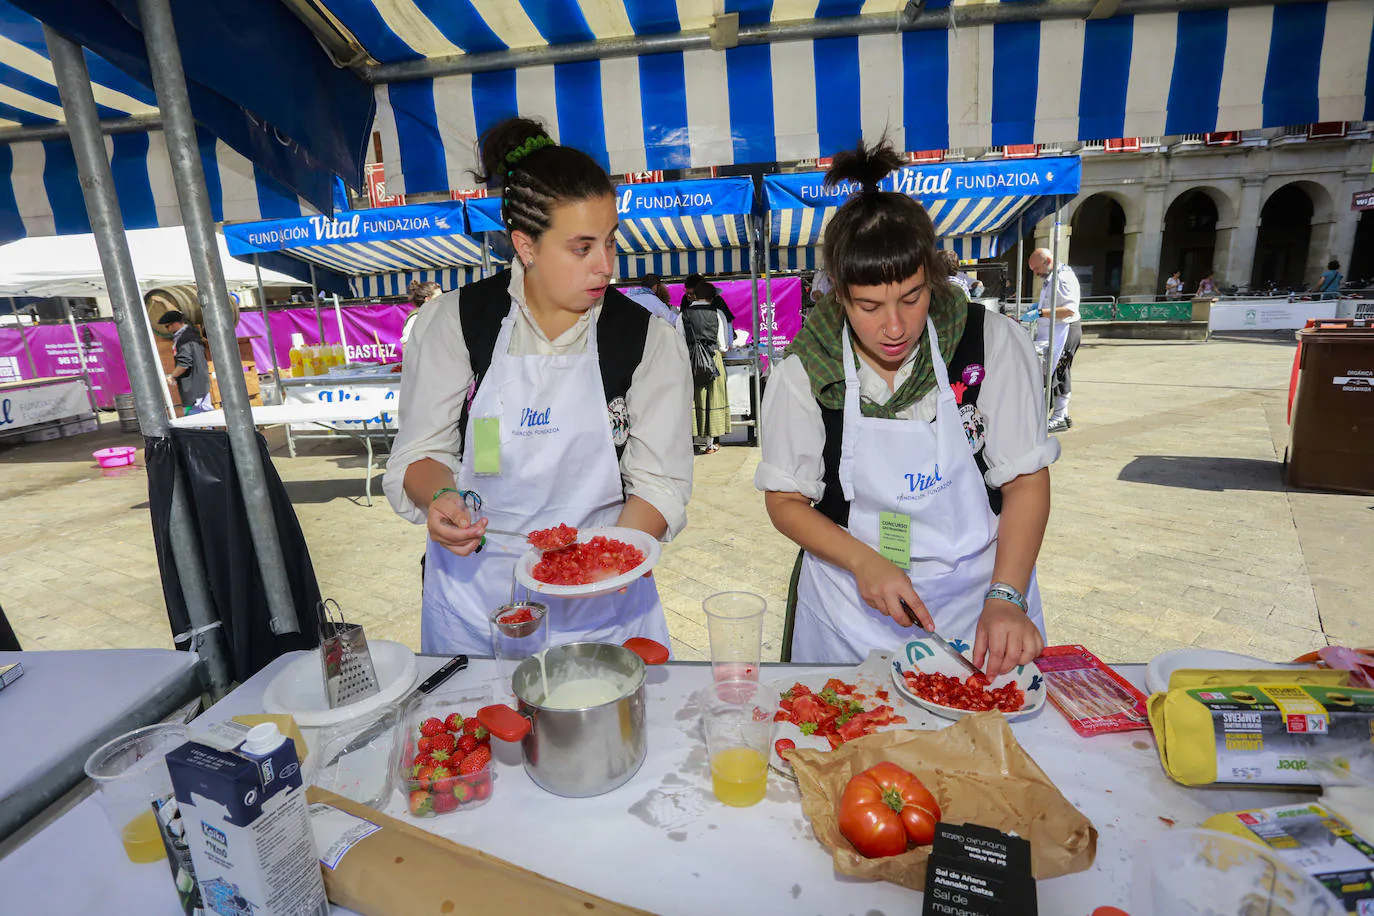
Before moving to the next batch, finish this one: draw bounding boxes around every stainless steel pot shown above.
[477,639,667,798]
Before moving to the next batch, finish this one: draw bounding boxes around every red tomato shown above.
[904,671,1025,712]
[527,524,577,551]
[838,762,942,858]
[531,536,644,586]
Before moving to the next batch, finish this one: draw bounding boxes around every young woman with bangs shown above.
[755,140,1060,677]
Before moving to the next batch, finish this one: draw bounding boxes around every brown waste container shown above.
[1287,319,1374,494]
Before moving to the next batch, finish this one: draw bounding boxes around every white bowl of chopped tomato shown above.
[513,526,661,599]
[890,636,1045,722]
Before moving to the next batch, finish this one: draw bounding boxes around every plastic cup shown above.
[1131,829,1343,916]
[703,591,766,683]
[489,601,549,702]
[83,722,188,864]
[700,679,777,808]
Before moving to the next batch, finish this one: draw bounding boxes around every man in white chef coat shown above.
[1029,248,1081,433]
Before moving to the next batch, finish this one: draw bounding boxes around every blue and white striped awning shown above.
[0,130,319,244]
[369,1,1374,195]
[617,248,750,282]
[353,266,483,299]
[618,214,748,254]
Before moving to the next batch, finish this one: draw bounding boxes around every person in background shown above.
[682,281,733,453]
[158,310,212,415]
[643,272,672,306]
[401,280,443,348]
[1196,271,1219,297]
[1314,259,1343,300]
[1164,270,1184,300]
[1028,248,1081,433]
[942,249,972,296]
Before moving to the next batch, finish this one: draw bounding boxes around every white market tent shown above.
[0,225,298,299]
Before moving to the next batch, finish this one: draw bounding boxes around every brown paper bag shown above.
[306,787,653,915]
[788,712,1097,890]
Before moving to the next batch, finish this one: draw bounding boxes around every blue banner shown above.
[765,156,1082,209]
[224,200,469,256]
[465,197,505,234]
[615,177,754,218]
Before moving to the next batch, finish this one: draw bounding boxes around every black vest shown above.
[814,304,1002,527]
[456,270,651,462]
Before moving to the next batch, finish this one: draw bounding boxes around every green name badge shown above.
[473,417,501,475]
[878,511,911,570]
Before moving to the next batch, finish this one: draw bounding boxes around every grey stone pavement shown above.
[2,334,1369,667]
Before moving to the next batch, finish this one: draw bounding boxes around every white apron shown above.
[792,320,1045,664]
[421,302,670,656]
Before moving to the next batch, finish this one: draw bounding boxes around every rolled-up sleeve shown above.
[382,291,473,524]
[754,355,826,502]
[980,311,1061,488]
[621,317,695,540]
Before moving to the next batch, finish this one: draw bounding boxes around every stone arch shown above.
[1068,192,1129,297]
[1253,181,1337,289]
[1163,184,1236,230]
[1158,189,1223,295]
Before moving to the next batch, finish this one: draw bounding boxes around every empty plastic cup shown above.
[701,679,777,807]
[83,722,187,864]
[703,591,766,683]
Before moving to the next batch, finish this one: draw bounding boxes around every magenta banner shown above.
[234,303,411,371]
[0,320,130,409]
[667,277,804,364]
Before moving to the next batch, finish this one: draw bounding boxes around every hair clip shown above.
[503,134,555,169]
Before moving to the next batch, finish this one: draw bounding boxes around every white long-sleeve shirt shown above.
[1035,264,1081,346]
[383,261,695,539]
[755,310,1060,501]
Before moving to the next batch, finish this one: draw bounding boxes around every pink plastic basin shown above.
[93,446,137,468]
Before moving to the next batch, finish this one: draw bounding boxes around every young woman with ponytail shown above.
[755,140,1059,676]
[382,118,693,655]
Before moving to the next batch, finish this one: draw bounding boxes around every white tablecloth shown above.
[168,402,383,430]
[0,649,199,841]
[0,653,1310,914]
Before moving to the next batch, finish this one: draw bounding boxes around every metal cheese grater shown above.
[318,598,380,708]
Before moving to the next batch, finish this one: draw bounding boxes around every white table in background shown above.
[170,402,391,505]
[0,654,1311,915]
[0,649,200,845]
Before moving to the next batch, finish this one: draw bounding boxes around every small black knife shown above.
[323,654,469,767]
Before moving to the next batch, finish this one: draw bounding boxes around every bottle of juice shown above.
[288,333,307,378]
[308,345,326,377]
[330,343,347,369]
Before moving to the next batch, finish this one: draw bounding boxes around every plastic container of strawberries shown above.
[392,683,496,817]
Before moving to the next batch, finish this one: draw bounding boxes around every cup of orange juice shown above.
[701,679,777,808]
[83,723,187,863]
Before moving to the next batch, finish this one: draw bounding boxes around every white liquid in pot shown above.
[542,677,624,709]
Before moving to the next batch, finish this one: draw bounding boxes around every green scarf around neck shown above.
[786,282,968,417]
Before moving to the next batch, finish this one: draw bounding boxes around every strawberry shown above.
[774,738,796,760]
[432,791,460,813]
[411,752,435,771]
[444,712,464,733]
[428,748,454,768]
[417,736,436,755]
[419,717,447,737]
[473,773,493,801]
[414,765,435,788]
[407,789,433,817]
[430,764,455,783]
[429,733,457,754]
[451,780,474,804]
[457,734,479,755]
[457,745,491,775]
[462,719,489,742]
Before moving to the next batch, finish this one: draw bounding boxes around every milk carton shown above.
[165,723,329,916]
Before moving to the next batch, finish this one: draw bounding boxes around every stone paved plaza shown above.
[2,333,1368,667]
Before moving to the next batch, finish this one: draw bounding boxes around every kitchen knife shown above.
[901,600,988,681]
[323,654,469,767]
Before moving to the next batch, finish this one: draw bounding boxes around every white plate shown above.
[889,635,1045,722]
[263,640,418,727]
[513,526,661,599]
[767,654,911,781]
[1143,648,1289,695]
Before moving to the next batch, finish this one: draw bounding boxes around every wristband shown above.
[431,486,461,505]
[985,582,1028,614]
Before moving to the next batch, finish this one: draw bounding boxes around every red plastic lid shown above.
[476,704,530,742]
[1092,907,1131,916]
[622,637,669,665]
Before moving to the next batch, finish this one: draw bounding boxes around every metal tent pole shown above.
[481,234,492,279]
[8,298,37,377]
[746,214,761,449]
[1045,199,1063,417]
[253,256,281,395]
[1015,217,1025,310]
[62,299,99,412]
[762,214,775,375]
[135,0,301,637]
[45,24,231,698]
[332,293,348,358]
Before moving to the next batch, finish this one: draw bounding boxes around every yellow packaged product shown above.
[1167,668,1348,691]
[1201,802,1374,914]
[1148,683,1374,786]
